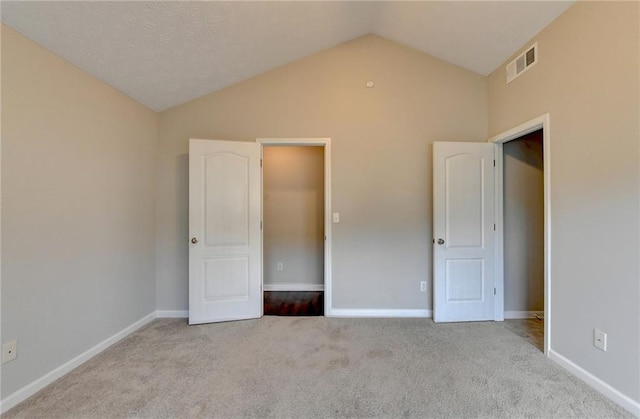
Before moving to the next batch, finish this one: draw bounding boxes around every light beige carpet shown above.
[4,317,631,418]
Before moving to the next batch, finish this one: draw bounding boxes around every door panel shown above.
[433,142,495,322]
[204,257,249,301]
[189,139,261,325]
[204,153,249,247]
[446,154,484,247]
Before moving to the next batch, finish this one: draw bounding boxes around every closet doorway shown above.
[491,114,550,355]
[258,139,331,316]
[501,128,545,352]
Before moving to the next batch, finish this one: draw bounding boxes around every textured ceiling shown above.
[1,1,574,112]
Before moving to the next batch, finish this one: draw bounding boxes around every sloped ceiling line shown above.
[1,1,574,112]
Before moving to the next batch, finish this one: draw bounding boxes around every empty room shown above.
[1,1,639,417]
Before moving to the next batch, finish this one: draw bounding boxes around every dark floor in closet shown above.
[263,291,324,316]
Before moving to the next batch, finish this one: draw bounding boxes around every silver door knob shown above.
[437,238,445,245]
[191,237,198,244]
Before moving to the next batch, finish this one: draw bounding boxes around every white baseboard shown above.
[549,349,640,417]
[327,308,431,318]
[263,283,324,292]
[504,310,544,319]
[0,311,156,414]
[156,310,188,318]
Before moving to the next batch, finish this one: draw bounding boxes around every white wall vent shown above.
[506,42,538,83]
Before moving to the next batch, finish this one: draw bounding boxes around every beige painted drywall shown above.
[157,34,488,311]
[263,146,324,288]
[489,1,640,403]
[1,25,158,398]
[503,131,544,312]
[0,22,4,403]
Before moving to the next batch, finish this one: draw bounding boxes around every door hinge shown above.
[494,288,496,295]
[260,221,263,229]
[493,223,496,231]
[260,159,263,167]
[493,159,496,167]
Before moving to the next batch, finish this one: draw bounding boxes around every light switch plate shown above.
[332,212,340,223]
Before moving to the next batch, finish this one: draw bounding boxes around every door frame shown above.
[488,113,551,356]
[256,138,332,316]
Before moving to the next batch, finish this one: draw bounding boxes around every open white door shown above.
[189,139,262,325]
[433,142,495,322]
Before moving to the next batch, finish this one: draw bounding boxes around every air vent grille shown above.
[506,43,538,83]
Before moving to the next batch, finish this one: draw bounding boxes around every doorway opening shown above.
[501,129,544,352]
[491,114,551,355]
[258,139,332,316]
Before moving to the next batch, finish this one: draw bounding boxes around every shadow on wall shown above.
[503,129,544,312]
[505,134,543,168]
[177,153,189,285]
[263,146,325,288]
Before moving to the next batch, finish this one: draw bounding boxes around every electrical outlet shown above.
[420,281,427,292]
[276,262,283,272]
[2,340,17,364]
[594,329,607,351]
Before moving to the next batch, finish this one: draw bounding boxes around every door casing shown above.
[257,138,333,316]
[489,113,551,356]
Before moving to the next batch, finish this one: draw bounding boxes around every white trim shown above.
[0,312,156,414]
[257,138,330,146]
[257,138,332,317]
[489,113,551,356]
[493,145,505,322]
[504,311,544,319]
[328,309,431,318]
[488,114,548,143]
[156,310,188,318]
[263,283,324,292]
[0,51,3,405]
[549,349,640,417]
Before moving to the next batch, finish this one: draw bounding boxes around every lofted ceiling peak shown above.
[1,1,574,112]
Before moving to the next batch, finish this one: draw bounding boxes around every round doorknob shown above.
[191,237,198,244]
[437,238,445,245]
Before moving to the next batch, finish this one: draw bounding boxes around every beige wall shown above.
[157,34,488,311]
[488,1,640,403]
[503,131,544,312]
[2,1,639,412]
[3,1,639,412]
[263,146,324,288]
[1,26,158,397]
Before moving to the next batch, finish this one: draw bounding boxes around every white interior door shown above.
[189,139,262,325]
[433,142,495,322]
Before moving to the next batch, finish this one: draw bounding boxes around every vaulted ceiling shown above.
[1,1,574,112]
